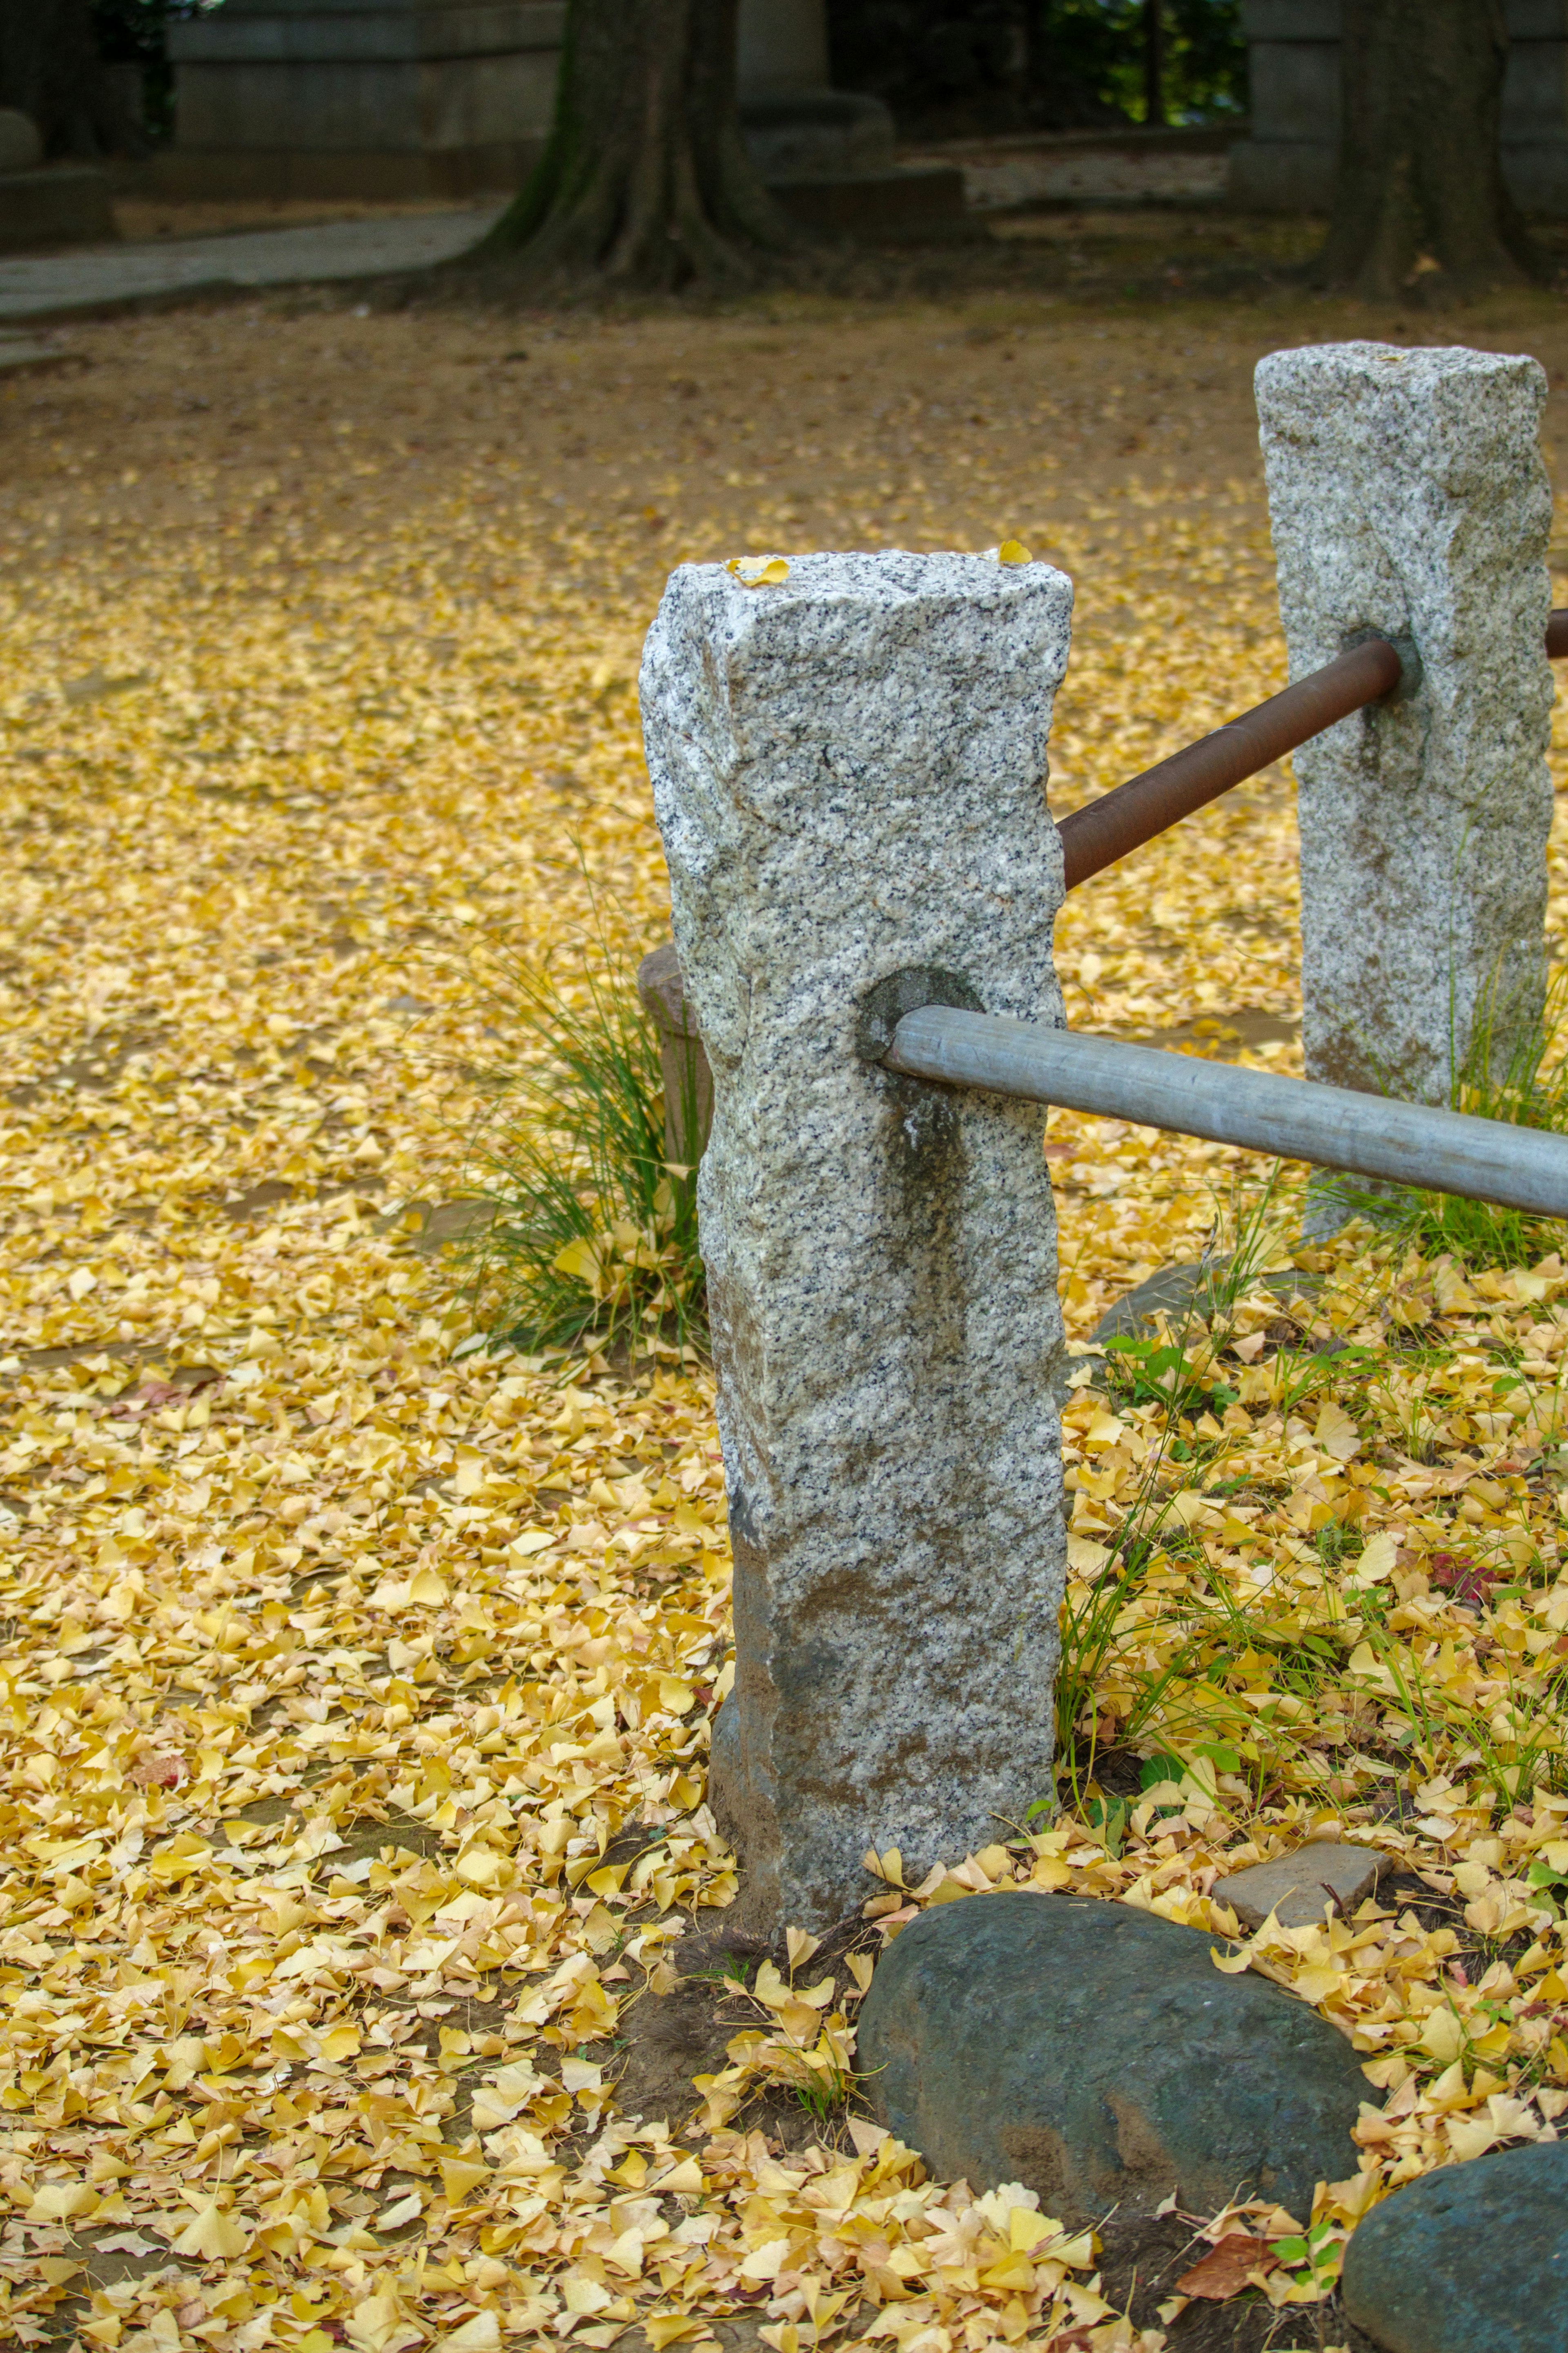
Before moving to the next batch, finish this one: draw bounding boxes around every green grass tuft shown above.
[457,947,706,1360]
[1319,964,1568,1270]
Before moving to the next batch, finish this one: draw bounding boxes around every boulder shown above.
[1341,2142,1568,2353]
[858,1890,1368,2226]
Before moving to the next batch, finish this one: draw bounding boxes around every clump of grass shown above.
[1319,964,1568,1270]
[459,948,706,1358]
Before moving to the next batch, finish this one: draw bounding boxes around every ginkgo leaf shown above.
[552,1235,602,1283]
[169,2198,251,2260]
[443,2312,501,2351]
[1176,2234,1278,2300]
[1354,1530,1398,1583]
[1313,1400,1360,1461]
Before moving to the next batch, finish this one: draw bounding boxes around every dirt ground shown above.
[11,206,1568,698]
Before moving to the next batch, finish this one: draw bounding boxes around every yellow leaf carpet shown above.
[7,293,1568,2352]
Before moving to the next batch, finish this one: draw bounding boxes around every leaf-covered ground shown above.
[8,273,1568,2353]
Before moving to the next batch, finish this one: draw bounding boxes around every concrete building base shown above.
[1231,0,1568,216]
[0,168,116,255]
[163,0,562,207]
[146,141,543,202]
[770,164,969,241]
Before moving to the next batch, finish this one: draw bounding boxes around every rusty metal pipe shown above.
[1056,635,1405,892]
[639,611,1568,1169]
[1059,607,1568,892]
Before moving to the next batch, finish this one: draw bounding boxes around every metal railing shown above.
[649,608,1568,1212]
[1058,609,1568,892]
[882,1006,1568,1218]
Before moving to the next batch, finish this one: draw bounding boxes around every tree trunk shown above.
[0,0,143,158]
[479,0,793,290]
[1142,0,1165,127]
[1315,0,1538,297]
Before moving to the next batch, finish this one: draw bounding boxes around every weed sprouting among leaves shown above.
[457,945,706,1357]
[1317,964,1568,1269]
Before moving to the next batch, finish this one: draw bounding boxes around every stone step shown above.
[0,331,68,376]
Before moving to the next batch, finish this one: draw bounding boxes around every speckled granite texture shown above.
[1256,342,1554,1105]
[641,551,1073,1930]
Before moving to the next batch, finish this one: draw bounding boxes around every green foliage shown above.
[1101,1332,1238,1415]
[830,0,1245,132]
[458,950,706,1361]
[1045,0,1246,123]
[793,2061,855,2126]
[1319,967,1568,1271]
[88,0,214,141]
[1053,1168,1356,1824]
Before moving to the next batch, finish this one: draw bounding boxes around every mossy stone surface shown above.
[858,1889,1367,2226]
[1342,2141,1568,2352]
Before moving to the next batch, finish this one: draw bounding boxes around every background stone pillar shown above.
[736,0,897,185]
[737,0,830,95]
[733,0,964,236]
[1227,0,1341,213]
[1256,341,1554,1108]
[642,551,1073,1932]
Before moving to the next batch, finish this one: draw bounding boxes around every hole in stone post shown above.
[1343,625,1423,702]
[854,965,986,1063]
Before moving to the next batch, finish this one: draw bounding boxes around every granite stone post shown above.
[641,552,1073,1932]
[1256,342,1554,1108]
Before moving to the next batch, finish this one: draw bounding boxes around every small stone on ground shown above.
[1214,1840,1385,1930]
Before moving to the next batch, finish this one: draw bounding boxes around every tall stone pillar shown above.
[738,0,830,95]
[1503,0,1568,216]
[641,552,1073,1932]
[1227,0,1341,213]
[1256,343,1554,1108]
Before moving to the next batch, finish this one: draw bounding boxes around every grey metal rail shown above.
[884,1006,1568,1218]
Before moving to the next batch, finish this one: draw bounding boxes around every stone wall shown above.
[154,0,943,225]
[1230,0,1568,216]
[159,0,566,201]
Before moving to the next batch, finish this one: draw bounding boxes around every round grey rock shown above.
[858,1890,1367,2225]
[0,111,42,173]
[1341,2142,1568,2352]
